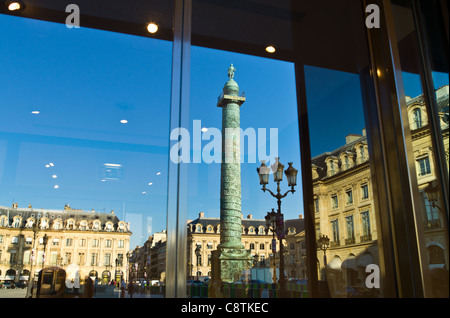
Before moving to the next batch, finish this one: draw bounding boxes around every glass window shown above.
[391,0,449,297]
[0,0,173,298]
[361,184,369,200]
[417,157,432,176]
[346,190,353,204]
[345,216,355,245]
[331,219,340,246]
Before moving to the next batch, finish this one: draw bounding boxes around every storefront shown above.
[0,0,448,298]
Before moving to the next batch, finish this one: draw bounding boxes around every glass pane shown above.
[186,0,381,299]
[391,0,449,298]
[305,65,381,298]
[186,46,303,298]
[0,4,172,298]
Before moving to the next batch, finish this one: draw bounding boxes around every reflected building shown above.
[187,212,305,281]
[0,204,131,285]
[129,230,167,284]
[313,85,448,296]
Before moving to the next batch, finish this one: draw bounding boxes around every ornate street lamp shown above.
[195,245,201,280]
[258,158,298,297]
[424,182,440,208]
[317,235,330,281]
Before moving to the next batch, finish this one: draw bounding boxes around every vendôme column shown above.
[211,64,252,286]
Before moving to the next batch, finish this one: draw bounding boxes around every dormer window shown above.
[13,217,21,228]
[412,108,422,129]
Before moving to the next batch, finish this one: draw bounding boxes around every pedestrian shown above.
[128,282,134,298]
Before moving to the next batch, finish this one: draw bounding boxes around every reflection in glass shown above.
[392,0,449,297]
[306,65,381,298]
[0,13,172,298]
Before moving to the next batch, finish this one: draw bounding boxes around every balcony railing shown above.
[425,219,441,230]
[330,240,340,247]
[360,234,372,242]
[345,237,355,245]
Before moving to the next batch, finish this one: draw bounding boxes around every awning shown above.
[341,255,357,271]
[3,275,15,280]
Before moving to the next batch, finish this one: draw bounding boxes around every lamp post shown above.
[424,182,440,209]
[25,220,39,298]
[259,157,298,297]
[41,234,48,270]
[126,252,132,283]
[265,209,278,284]
[195,245,201,281]
[317,235,330,280]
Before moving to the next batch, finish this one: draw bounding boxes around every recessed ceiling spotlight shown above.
[7,1,24,11]
[147,23,158,34]
[148,182,153,186]
[54,185,59,189]
[201,127,208,132]
[265,45,276,53]
[31,110,40,114]
[52,175,57,179]
[156,172,161,175]
[120,119,128,124]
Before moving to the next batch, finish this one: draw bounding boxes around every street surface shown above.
[0,288,163,298]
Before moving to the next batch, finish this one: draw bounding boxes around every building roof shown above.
[0,204,130,233]
[188,213,304,235]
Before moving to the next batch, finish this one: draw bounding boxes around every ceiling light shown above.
[265,46,276,53]
[54,185,59,189]
[31,111,40,114]
[201,127,208,132]
[7,1,23,11]
[147,23,158,34]
[104,163,122,167]
[52,175,57,179]
[156,172,161,175]
[120,119,128,124]
[148,182,153,186]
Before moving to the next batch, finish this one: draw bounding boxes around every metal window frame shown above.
[165,0,192,298]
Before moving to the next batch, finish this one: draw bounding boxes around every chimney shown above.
[299,214,303,219]
[247,214,253,219]
[346,134,361,144]
[199,212,204,218]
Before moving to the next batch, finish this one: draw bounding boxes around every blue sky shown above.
[1,14,448,248]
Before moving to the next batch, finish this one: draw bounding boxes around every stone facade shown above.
[312,85,448,295]
[187,212,305,281]
[0,204,131,285]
